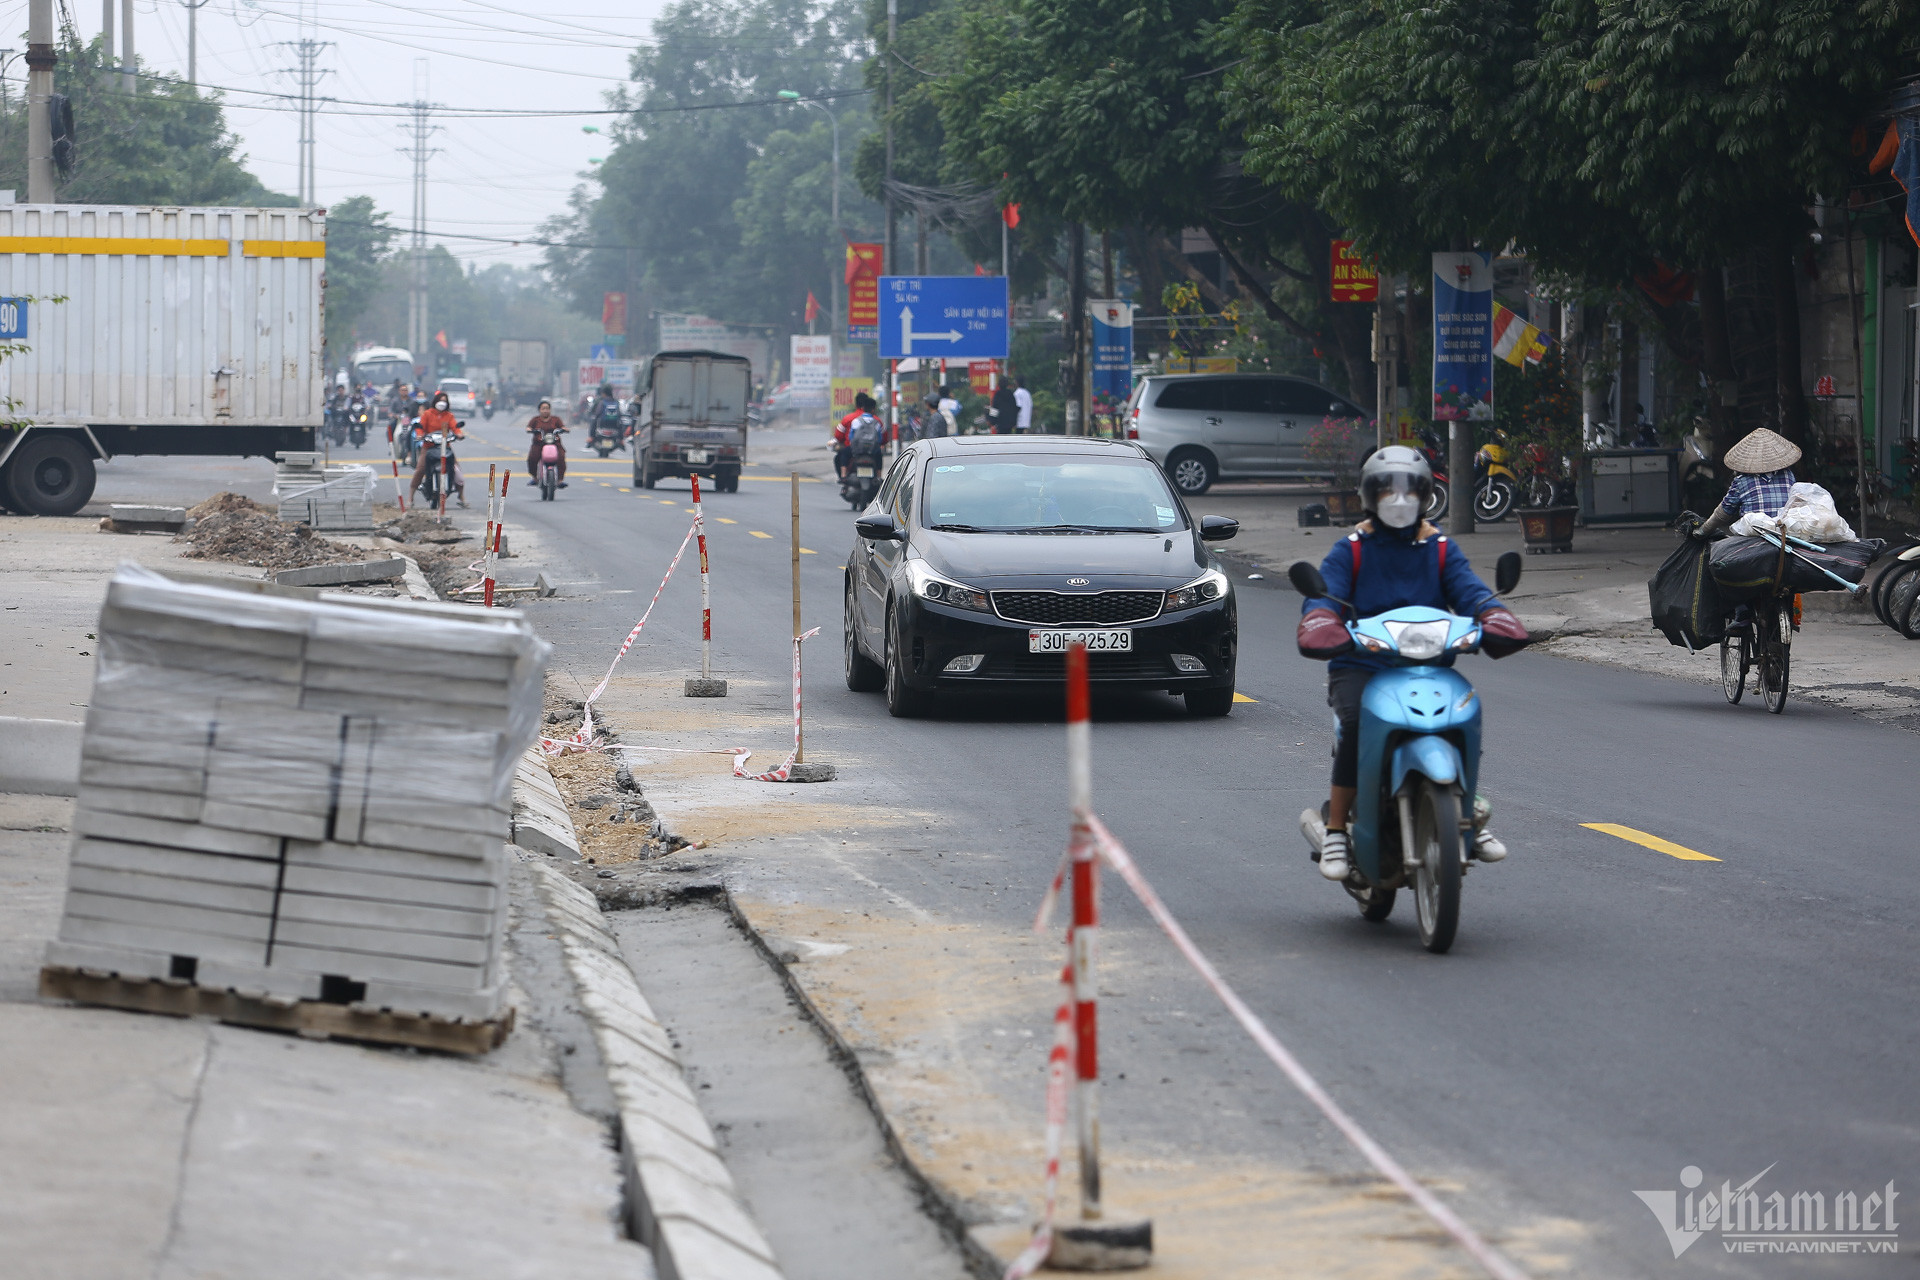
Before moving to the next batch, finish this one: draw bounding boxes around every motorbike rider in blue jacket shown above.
[1296,446,1530,880]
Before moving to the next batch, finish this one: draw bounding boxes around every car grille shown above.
[990,590,1164,626]
[982,653,1173,680]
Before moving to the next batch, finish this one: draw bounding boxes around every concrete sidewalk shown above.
[1196,484,1920,731]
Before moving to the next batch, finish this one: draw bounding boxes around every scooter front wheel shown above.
[1412,782,1463,953]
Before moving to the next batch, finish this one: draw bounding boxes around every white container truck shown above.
[497,338,552,407]
[0,203,324,515]
[632,349,752,492]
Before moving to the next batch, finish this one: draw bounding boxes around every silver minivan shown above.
[1128,374,1366,495]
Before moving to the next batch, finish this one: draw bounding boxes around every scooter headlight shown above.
[1449,626,1483,653]
[1383,619,1450,660]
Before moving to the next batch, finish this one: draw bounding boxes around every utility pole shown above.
[26,0,54,202]
[182,0,211,87]
[883,0,895,275]
[1067,223,1086,435]
[399,60,439,371]
[1375,274,1399,450]
[120,0,133,92]
[100,0,112,71]
[281,38,331,204]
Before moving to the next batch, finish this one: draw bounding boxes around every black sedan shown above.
[842,435,1239,717]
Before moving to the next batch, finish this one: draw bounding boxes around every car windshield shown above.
[922,456,1184,532]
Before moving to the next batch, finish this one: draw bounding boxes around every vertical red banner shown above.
[601,291,627,336]
[846,242,882,342]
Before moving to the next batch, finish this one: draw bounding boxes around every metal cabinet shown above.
[1580,449,1680,524]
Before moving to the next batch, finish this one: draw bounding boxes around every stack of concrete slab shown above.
[44,564,550,1022]
[274,451,376,530]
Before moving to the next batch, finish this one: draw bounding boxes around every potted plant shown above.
[1306,415,1373,522]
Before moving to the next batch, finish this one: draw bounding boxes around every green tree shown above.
[322,196,397,360]
[0,35,291,205]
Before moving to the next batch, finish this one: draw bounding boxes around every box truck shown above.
[632,349,751,492]
[497,338,552,407]
[0,203,323,515]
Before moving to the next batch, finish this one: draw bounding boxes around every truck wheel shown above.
[638,456,656,489]
[717,468,739,493]
[4,434,96,516]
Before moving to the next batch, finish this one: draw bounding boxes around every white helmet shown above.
[1358,445,1433,530]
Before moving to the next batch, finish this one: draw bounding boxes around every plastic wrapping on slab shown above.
[1730,483,1857,543]
[89,563,549,804]
[273,463,378,501]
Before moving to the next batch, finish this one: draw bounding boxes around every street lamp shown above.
[777,90,841,344]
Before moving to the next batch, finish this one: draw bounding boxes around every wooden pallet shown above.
[38,966,514,1056]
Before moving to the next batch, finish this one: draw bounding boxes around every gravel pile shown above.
[176,491,369,570]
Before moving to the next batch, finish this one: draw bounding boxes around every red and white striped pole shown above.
[485,469,509,608]
[1065,642,1103,1219]
[693,471,712,678]
[390,454,407,513]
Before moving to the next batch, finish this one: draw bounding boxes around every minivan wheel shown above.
[1166,448,1216,496]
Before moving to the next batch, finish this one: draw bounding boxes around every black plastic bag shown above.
[1708,536,1785,600]
[1779,538,1880,592]
[1649,538,1726,648]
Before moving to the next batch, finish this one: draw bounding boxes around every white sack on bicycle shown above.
[1730,482,1855,543]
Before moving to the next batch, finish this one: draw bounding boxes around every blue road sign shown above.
[589,343,615,361]
[0,298,27,341]
[878,276,1008,361]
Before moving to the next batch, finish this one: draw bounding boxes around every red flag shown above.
[1002,203,1021,229]
[434,329,448,349]
[804,291,821,324]
[973,263,986,276]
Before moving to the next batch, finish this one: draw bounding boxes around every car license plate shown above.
[684,449,710,464]
[1029,628,1132,653]
[856,465,876,477]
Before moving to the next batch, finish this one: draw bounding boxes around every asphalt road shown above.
[98,428,1919,1276]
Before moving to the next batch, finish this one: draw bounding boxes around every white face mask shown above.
[1377,491,1422,529]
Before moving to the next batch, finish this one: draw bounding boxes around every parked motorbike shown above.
[536,427,565,501]
[1289,551,1524,953]
[1473,438,1518,522]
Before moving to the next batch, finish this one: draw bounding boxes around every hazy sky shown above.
[2,0,674,265]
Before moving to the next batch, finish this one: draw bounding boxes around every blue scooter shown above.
[1289,552,1522,953]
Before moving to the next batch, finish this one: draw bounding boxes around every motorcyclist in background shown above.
[408,390,467,507]
[1295,446,1529,880]
[834,392,879,477]
[525,399,568,488]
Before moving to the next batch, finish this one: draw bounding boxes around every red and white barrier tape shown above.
[1002,958,1076,1280]
[733,627,820,781]
[1007,644,1531,1280]
[543,512,701,756]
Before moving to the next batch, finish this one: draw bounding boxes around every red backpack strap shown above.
[1348,533,1362,579]
[1435,535,1447,573]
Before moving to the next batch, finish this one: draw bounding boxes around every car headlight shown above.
[1164,568,1228,612]
[909,562,991,613]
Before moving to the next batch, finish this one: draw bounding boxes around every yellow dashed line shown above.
[1232,692,1257,703]
[658,499,676,505]
[749,530,772,539]
[685,508,697,515]
[800,548,817,555]
[1581,823,1720,862]
[619,487,631,492]
[717,517,737,525]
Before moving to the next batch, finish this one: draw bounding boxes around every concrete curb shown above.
[0,716,81,796]
[511,746,582,860]
[394,553,437,602]
[526,861,783,1280]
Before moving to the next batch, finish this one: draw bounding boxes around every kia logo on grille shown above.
[1066,577,1090,586]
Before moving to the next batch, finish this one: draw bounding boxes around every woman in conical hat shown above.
[1693,427,1801,538]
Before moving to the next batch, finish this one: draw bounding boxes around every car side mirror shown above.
[854,513,903,541]
[1199,515,1239,542]
[1288,560,1329,598]
[1495,551,1523,594]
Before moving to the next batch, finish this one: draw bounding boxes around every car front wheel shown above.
[884,610,925,717]
[845,579,884,692]
[1184,686,1234,717]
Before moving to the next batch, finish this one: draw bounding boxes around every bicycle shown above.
[1719,593,1795,714]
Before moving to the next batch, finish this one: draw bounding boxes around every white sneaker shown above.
[1299,808,1326,851]
[1319,830,1351,880]
[1472,829,1508,862]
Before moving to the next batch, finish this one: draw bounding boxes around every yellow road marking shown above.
[658,499,676,505]
[1232,692,1257,703]
[800,548,817,555]
[685,508,697,514]
[619,487,631,492]
[1581,823,1720,862]
[749,530,772,539]
[717,517,737,524]
[600,482,612,487]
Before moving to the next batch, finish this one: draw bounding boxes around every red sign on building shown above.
[601,291,627,336]
[1330,240,1379,303]
[846,243,883,342]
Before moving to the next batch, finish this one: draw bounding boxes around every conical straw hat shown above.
[1723,427,1801,475]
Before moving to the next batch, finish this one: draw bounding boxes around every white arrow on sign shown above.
[897,305,963,354]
